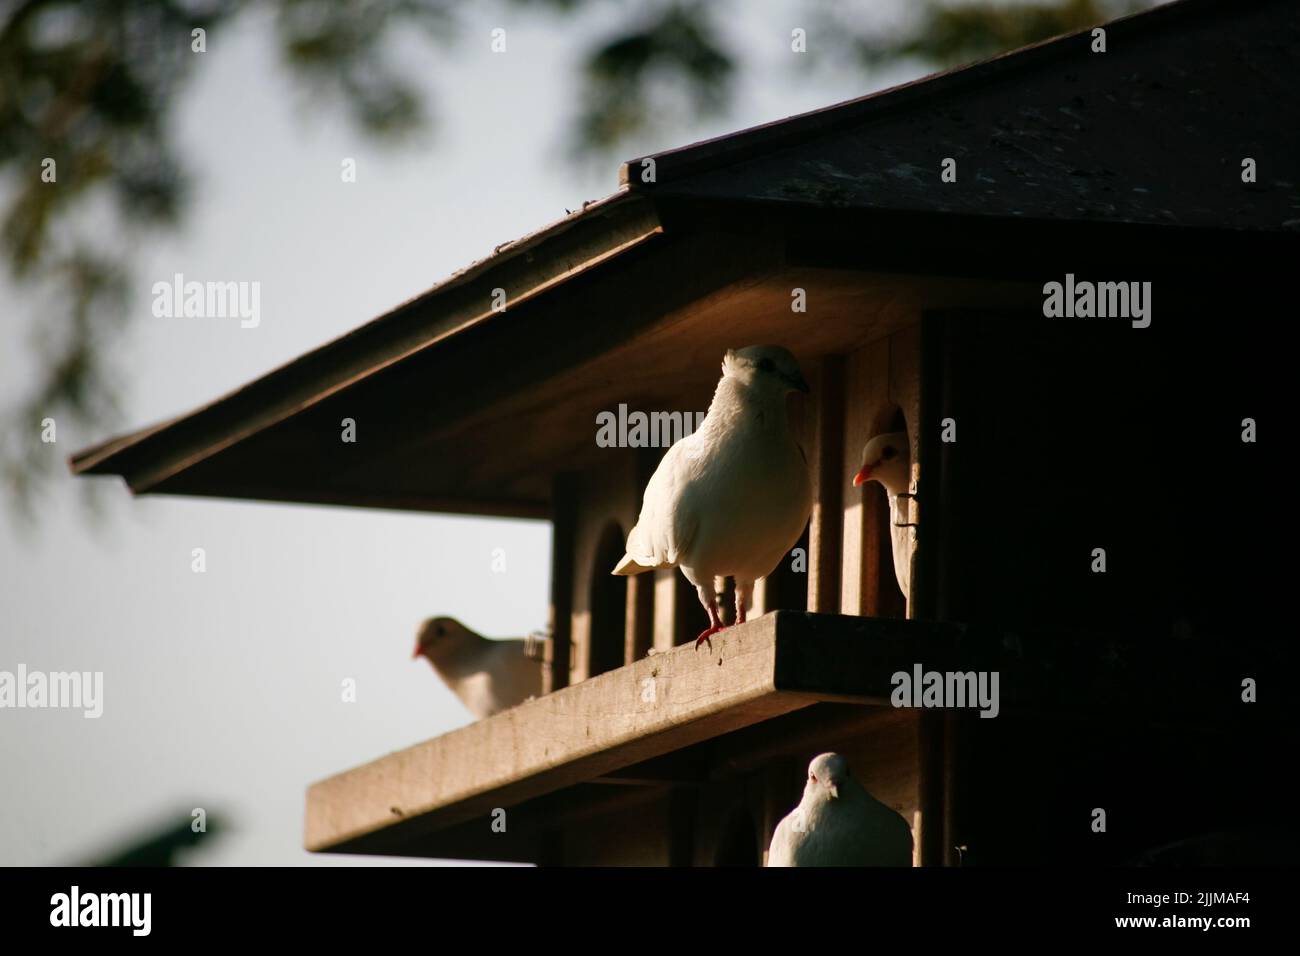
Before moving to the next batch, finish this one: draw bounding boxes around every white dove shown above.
[412,617,544,719]
[853,431,913,601]
[767,753,914,867]
[612,345,812,648]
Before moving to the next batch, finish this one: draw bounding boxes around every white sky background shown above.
[0,2,922,865]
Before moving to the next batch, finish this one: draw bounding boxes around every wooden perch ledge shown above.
[305,610,1282,860]
[306,611,938,857]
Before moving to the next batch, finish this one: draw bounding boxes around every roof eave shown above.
[69,190,662,490]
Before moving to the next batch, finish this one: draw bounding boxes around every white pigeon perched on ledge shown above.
[853,431,913,600]
[612,345,813,648]
[767,753,914,867]
[412,617,544,719]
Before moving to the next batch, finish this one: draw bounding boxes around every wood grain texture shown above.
[305,611,958,855]
[807,355,844,614]
[307,612,798,853]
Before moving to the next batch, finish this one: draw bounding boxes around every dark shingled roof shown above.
[622,0,1300,232]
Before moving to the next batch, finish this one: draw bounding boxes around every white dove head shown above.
[413,616,472,662]
[722,345,810,394]
[854,431,910,495]
[806,752,850,800]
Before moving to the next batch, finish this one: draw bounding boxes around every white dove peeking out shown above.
[612,346,813,648]
[767,753,914,867]
[412,617,544,719]
[853,431,914,601]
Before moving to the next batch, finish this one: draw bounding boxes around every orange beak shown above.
[852,465,873,487]
[411,644,423,660]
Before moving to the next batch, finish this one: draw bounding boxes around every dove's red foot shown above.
[695,624,727,650]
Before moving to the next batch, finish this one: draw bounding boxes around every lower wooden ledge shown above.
[305,610,942,857]
[305,609,1277,860]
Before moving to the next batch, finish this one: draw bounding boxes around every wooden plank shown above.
[626,447,660,663]
[142,484,550,520]
[917,711,947,867]
[545,474,577,694]
[909,314,945,867]
[652,570,680,652]
[570,454,642,681]
[840,343,891,615]
[81,196,664,490]
[307,609,1286,858]
[306,611,961,855]
[306,612,801,853]
[91,257,1006,516]
[626,574,654,664]
[807,355,844,614]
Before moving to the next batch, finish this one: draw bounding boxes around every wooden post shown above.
[626,574,654,664]
[546,473,577,694]
[808,354,844,614]
[626,447,659,663]
[913,311,969,866]
[652,569,679,652]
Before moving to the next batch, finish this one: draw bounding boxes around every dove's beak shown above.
[411,645,422,660]
[852,465,873,486]
[828,783,840,799]
[786,371,811,394]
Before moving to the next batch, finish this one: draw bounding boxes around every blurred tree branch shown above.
[822,0,1144,69]
[573,3,733,153]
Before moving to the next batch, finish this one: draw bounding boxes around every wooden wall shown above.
[543,318,933,866]
[923,306,1289,865]
[565,451,642,684]
[555,445,706,685]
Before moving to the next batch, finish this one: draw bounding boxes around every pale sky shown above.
[0,1,920,865]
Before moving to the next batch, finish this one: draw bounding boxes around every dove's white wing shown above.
[766,811,798,867]
[613,436,701,574]
[434,635,544,719]
[480,639,544,710]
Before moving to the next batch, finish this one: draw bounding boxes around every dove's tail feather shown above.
[612,554,654,575]
[612,524,673,574]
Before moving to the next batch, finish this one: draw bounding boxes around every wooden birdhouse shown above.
[72,0,1297,866]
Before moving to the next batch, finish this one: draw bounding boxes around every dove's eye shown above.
[758,357,775,373]
[882,446,896,460]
